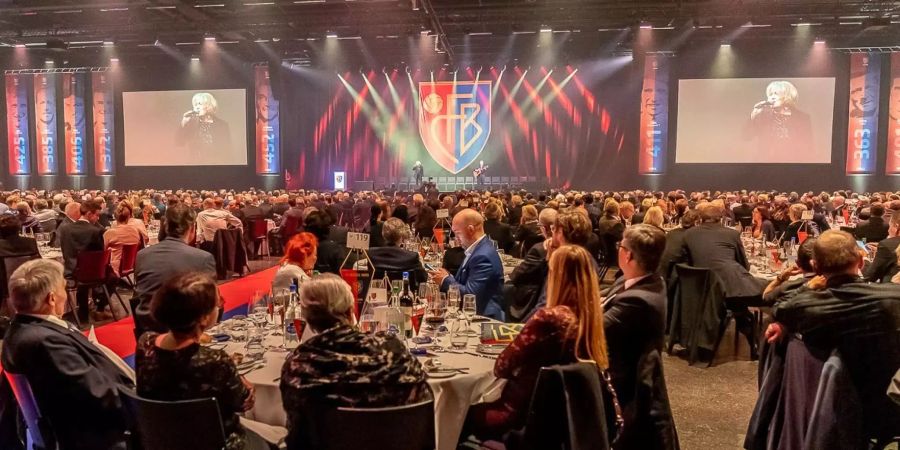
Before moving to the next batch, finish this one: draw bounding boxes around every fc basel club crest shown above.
[418,81,491,174]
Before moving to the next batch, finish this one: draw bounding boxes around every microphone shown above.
[754,100,773,109]
[183,110,199,118]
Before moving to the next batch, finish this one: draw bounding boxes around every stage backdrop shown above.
[282,64,634,189]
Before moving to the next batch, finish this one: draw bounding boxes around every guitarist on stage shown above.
[473,160,489,187]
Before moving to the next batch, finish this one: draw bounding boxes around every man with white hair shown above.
[412,160,424,186]
[1,259,134,450]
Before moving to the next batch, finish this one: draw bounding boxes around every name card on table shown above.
[480,322,524,344]
[436,209,449,219]
[801,211,814,221]
[346,232,370,250]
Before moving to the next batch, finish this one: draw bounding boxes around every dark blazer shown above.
[368,246,427,289]
[313,239,347,275]
[514,221,542,258]
[134,237,216,336]
[239,205,265,225]
[682,223,763,299]
[1,314,134,450]
[273,203,290,217]
[854,216,889,243]
[441,236,505,320]
[367,221,386,248]
[484,219,516,254]
[506,205,522,228]
[596,216,625,266]
[57,220,105,278]
[733,204,754,228]
[50,216,76,247]
[658,227,688,279]
[603,275,679,450]
[0,234,39,258]
[864,235,900,282]
[507,242,548,322]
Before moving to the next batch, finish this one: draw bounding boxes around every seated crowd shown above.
[0,186,896,449]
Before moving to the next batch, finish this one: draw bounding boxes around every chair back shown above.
[119,389,225,450]
[212,228,247,280]
[281,215,301,238]
[4,372,55,450]
[248,218,268,240]
[118,244,140,277]
[0,254,40,301]
[296,400,434,450]
[669,264,726,364]
[507,362,615,450]
[74,250,111,284]
[39,219,57,233]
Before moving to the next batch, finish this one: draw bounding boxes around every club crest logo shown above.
[418,81,491,174]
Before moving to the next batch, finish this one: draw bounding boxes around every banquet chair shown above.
[668,264,737,367]
[69,250,129,323]
[211,228,249,280]
[505,362,616,450]
[295,399,434,450]
[119,389,225,450]
[4,371,55,450]
[0,254,40,314]
[117,244,140,289]
[248,218,270,258]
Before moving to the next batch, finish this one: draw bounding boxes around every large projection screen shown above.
[123,89,247,166]
[676,78,835,164]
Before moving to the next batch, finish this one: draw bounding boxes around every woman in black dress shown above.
[136,272,255,450]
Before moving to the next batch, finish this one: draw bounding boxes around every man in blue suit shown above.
[429,208,505,320]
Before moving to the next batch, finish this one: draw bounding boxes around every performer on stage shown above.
[176,92,232,157]
[413,161,424,186]
[474,160,488,186]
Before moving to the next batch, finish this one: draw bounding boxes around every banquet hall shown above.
[0,1,897,450]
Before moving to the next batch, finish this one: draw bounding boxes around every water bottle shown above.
[284,279,299,344]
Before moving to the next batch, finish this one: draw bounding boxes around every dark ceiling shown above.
[0,0,899,68]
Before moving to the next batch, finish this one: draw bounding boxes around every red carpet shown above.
[93,266,279,365]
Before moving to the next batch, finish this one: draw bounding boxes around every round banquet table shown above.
[210,319,505,450]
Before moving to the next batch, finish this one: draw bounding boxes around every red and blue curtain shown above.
[639,55,669,175]
[92,72,115,175]
[255,65,280,174]
[5,74,31,175]
[845,53,880,175]
[62,73,87,175]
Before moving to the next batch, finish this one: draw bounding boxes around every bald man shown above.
[429,209,505,320]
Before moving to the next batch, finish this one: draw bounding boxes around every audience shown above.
[137,272,255,450]
[751,205,776,241]
[103,201,146,277]
[368,217,427,289]
[854,202,889,243]
[0,215,39,258]
[196,197,243,245]
[272,232,318,291]
[279,274,430,449]
[58,199,109,323]
[1,259,134,450]
[513,204,541,257]
[507,207,557,322]
[483,202,516,254]
[303,210,346,275]
[762,237,817,303]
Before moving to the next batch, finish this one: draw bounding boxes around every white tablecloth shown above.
[213,320,504,450]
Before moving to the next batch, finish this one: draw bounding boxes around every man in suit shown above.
[603,225,679,450]
[659,209,699,281]
[304,210,348,275]
[507,208,557,322]
[855,203,889,243]
[368,218,427,290]
[430,209,505,320]
[506,195,523,229]
[134,203,216,339]
[597,200,626,267]
[57,199,108,324]
[864,211,900,282]
[1,259,134,450]
[50,200,80,247]
[733,196,754,229]
[0,215,39,258]
[766,230,900,443]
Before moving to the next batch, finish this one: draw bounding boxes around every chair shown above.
[70,250,129,323]
[279,215,301,250]
[668,264,735,367]
[117,244,140,290]
[247,218,270,258]
[39,219,57,234]
[4,372,55,450]
[119,389,226,450]
[506,362,616,450]
[211,228,248,280]
[294,399,434,450]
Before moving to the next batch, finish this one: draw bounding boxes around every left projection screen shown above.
[123,89,247,166]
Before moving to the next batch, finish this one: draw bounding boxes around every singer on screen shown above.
[176,92,232,155]
[743,80,813,159]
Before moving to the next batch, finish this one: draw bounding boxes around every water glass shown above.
[450,318,470,350]
[462,294,477,335]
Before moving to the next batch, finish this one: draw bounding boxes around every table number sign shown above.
[346,232,370,250]
[436,209,449,219]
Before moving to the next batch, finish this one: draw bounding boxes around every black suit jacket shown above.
[134,237,216,335]
[659,227,688,279]
[864,235,900,282]
[313,239,347,275]
[57,220,105,278]
[854,217,889,243]
[1,315,134,450]
[733,204,754,228]
[596,216,625,266]
[506,205,522,228]
[603,275,679,450]
[367,246,427,290]
[484,219,516,254]
[682,223,762,298]
[0,235,39,258]
[507,242,548,322]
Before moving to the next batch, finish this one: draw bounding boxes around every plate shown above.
[476,344,507,355]
[426,371,456,379]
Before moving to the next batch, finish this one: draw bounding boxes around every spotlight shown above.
[639,22,652,29]
[720,43,731,48]
[14,44,25,48]
[45,59,54,65]
[814,39,826,45]
[204,35,216,42]
[154,39,161,46]
[110,57,119,62]
[191,56,200,61]
[103,40,114,46]
[539,26,552,33]
[326,31,338,38]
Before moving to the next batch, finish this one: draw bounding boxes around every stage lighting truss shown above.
[4,67,110,74]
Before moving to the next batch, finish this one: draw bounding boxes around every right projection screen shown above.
[676,77,835,164]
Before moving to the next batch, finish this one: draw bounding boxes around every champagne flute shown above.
[462,294,477,336]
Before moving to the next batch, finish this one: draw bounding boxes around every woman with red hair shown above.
[272,232,318,291]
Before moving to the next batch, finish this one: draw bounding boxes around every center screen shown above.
[675,77,835,164]
[123,89,247,166]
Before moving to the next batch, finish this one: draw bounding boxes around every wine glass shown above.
[462,294,477,336]
[450,317,470,351]
[447,286,460,317]
[424,293,447,351]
